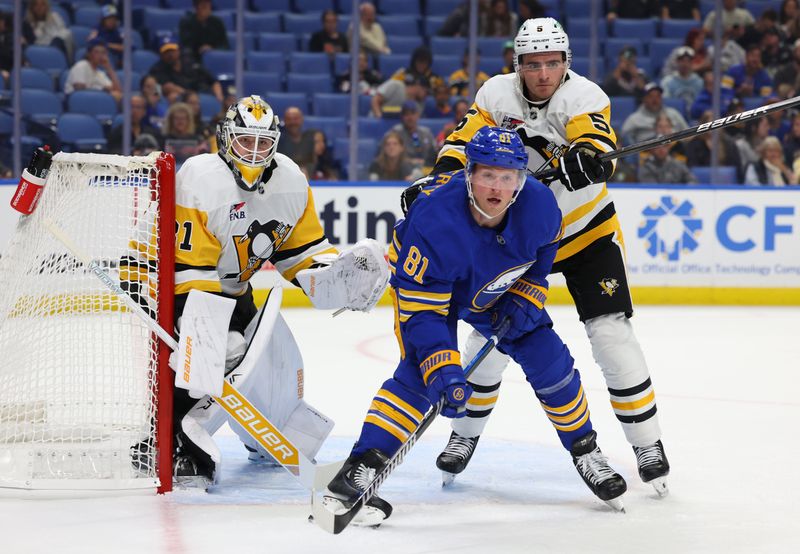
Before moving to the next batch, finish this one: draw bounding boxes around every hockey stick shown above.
[43,219,325,489]
[533,94,800,182]
[310,317,512,534]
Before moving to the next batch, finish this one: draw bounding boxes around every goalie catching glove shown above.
[551,144,611,191]
[296,238,389,312]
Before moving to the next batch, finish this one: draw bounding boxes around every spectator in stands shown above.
[760,29,791,78]
[435,98,469,149]
[663,27,712,78]
[518,0,547,21]
[425,83,455,118]
[349,2,390,56]
[686,110,742,173]
[0,11,15,82]
[690,69,734,119]
[108,94,163,155]
[780,0,800,40]
[25,0,73,61]
[448,50,490,98]
[481,0,517,37]
[87,4,123,64]
[276,107,316,178]
[64,38,122,102]
[310,10,348,56]
[337,50,382,94]
[722,97,747,139]
[368,130,418,181]
[163,101,208,164]
[744,136,797,185]
[132,133,160,157]
[372,73,429,117]
[389,101,438,172]
[182,90,214,142]
[707,29,746,73]
[621,82,688,144]
[311,131,342,181]
[774,38,800,96]
[703,0,755,33]
[149,35,223,104]
[392,46,444,89]
[661,46,704,108]
[638,117,697,184]
[661,0,701,21]
[606,0,659,21]
[179,0,229,64]
[500,40,514,74]
[783,112,800,165]
[140,74,168,130]
[602,46,647,97]
[764,97,791,141]
[721,43,774,100]
[736,116,771,171]
[738,9,785,51]
[438,0,490,37]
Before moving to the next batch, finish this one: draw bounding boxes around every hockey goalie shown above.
[170,95,388,488]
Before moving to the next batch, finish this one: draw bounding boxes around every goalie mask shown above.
[465,126,528,220]
[217,95,281,192]
[513,17,572,103]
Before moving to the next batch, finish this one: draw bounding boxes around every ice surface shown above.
[2,305,798,553]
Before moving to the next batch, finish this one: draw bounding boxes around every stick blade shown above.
[310,492,362,534]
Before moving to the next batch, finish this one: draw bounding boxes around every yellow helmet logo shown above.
[242,97,265,121]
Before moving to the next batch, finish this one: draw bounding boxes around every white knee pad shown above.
[585,312,650,390]
[463,328,510,385]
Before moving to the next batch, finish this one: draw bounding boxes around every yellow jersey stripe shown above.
[466,394,499,407]
[554,214,621,263]
[365,414,409,442]
[398,300,449,314]
[370,399,418,433]
[397,289,451,302]
[550,408,591,432]
[176,280,222,295]
[562,186,609,228]
[541,386,585,415]
[610,390,656,411]
[544,395,589,424]
[377,388,424,421]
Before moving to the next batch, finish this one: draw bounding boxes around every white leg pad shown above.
[452,328,510,438]
[585,313,662,446]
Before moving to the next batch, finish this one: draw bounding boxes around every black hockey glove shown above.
[400,175,434,216]
[557,145,608,191]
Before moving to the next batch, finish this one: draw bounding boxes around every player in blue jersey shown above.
[323,127,627,524]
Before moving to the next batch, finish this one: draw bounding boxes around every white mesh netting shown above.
[0,152,167,492]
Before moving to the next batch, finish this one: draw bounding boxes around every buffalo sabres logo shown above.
[599,277,619,297]
[452,387,465,402]
[472,263,533,310]
[223,219,292,281]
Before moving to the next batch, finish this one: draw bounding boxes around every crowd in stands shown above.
[1,0,799,185]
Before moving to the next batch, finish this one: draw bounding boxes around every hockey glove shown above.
[424,362,472,418]
[557,145,608,191]
[400,175,434,216]
[492,281,547,344]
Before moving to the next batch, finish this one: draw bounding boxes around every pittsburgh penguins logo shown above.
[223,219,292,281]
[599,278,619,297]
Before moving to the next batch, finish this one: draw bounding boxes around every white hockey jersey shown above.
[174,152,337,297]
[437,71,620,263]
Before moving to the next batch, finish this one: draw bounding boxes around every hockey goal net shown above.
[0,152,175,494]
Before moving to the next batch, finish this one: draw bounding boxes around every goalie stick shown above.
[310,317,512,534]
[43,219,337,491]
[533,94,800,182]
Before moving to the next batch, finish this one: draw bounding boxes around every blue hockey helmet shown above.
[465,127,529,220]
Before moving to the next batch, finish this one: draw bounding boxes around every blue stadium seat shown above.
[210,0,239,9]
[163,0,193,7]
[569,38,595,58]
[660,19,698,39]
[132,50,159,73]
[248,51,286,72]
[49,4,72,25]
[283,13,323,34]
[73,6,103,28]
[430,36,467,55]
[424,16,446,36]
[289,52,332,74]
[606,38,645,61]
[266,92,310,116]
[258,32,296,54]
[663,97,686,118]
[741,96,765,111]
[381,0,420,16]
[357,118,396,142]
[214,11,236,32]
[243,71,284,95]
[609,96,637,123]
[312,93,350,117]
[24,46,69,78]
[746,1,775,18]
[333,53,353,75]
[245,12,283,33]
[388,36,425,55]
[57,113,107,152]
[691,166,738,184]
[650,38,681,74]
[294,0,335,12]
[565,18,607,39]
[477,37,507,58]
[612,18,658,43]
[333,136,377,169]
[143,9,186,37]
[70,25,93,49]
[227,32,258,51]
[20,89,63,125]
[198,93,221,122]
[377,54,407,76]
[287,73,334,94]
[13,67,55,91]
[304,115,348,143]
[381,16,420,36]
[425,0,462,16]
[67,90,119,124]
[419,117,450,135]
[480,56,504,75]
[252,0,291,11]
[432,56,460,77]
[203,50,237,78]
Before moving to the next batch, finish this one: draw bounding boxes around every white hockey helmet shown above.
[513,18,572,98]
[217,95,281,192]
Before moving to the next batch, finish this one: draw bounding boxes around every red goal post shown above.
[0,152,175,495]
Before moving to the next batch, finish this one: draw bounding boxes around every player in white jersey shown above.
[168,95,388,488]
[412,18,670,495]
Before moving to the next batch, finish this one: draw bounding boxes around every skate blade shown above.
[173,475,213,491]
[649,476,669,497]
[441,471,456,487]
[318,496,387,527]
[604,496,626,512]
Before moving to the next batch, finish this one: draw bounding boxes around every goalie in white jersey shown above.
[170,95,388,487]
[414,18,670,494]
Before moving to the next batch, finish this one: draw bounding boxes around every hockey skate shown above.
[244,444,282,468]
[633,440,670,497]
[571,430,627,512]
[173,431,215,490]
[436,431,480,486]
[322,449,393,528]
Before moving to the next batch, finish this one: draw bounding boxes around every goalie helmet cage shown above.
[0,152,175,495]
